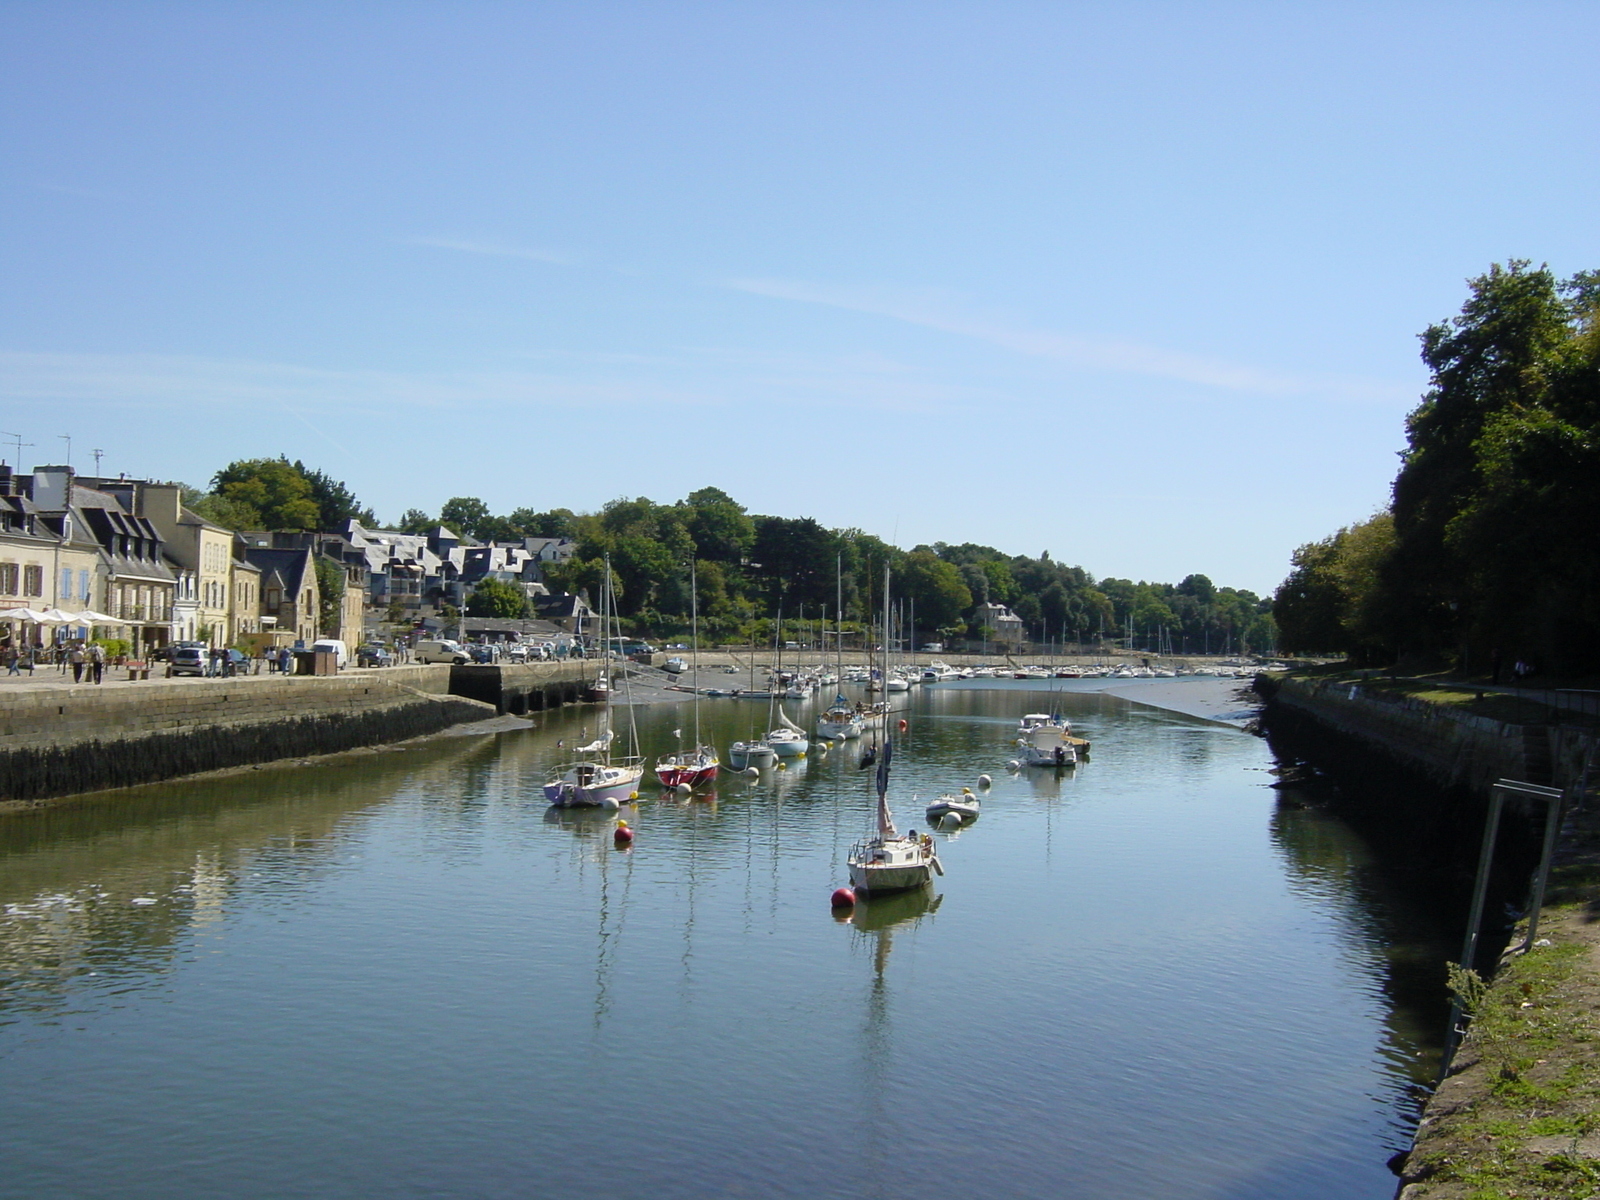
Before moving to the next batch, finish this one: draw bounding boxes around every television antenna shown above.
[1,432,33,468]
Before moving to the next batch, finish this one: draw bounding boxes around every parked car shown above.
[415,639,471,665]
[167,646,208,677]
[357,645,393,667]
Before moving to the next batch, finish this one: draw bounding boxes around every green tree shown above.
[396,508,434,534]
[313,557,347,637]
[678,487,755,565]
[466,579,532,618]
[1274,512,1396,659]
[439,497,492,538]
[1384,261,1571,656]
[507,507,578,539]
[751,516,835,611]
[898,550,972,634]
[211,458,321,530]
[294,461,376,529]
[183,485,263,531]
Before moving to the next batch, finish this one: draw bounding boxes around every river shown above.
[0,677,1451,1198]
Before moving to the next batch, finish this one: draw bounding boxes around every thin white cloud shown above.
[724,277,1412,403]
[398,236,574,266]
[0,349,973,420]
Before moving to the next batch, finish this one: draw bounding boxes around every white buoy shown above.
[602,797,620,811]
[745,767,760,778]
[676,782,692,796]
[977,774,992,788]
[940,812,962,828]
[1007,760,1021,771]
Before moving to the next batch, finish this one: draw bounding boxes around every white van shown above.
[309,639,348,669]
[415,639,471,665]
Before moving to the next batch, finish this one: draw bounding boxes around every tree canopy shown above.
[1276,261,1600,671]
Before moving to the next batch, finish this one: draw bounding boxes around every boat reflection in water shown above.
[835,881,942,933]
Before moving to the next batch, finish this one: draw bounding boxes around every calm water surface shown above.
[0,680,1448,1199]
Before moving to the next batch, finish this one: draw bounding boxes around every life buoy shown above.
[898,719,908,732]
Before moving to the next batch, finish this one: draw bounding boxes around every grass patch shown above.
[1405,941,1600,1197]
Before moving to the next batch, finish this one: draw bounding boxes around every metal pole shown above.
[1459,787,1507,976]
[1519,780,1568,952]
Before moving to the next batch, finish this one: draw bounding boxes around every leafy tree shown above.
[466,578,532,618]
[313,557,347,636]
[439,497,492,538]
[507,507,578,539]
[294,461,376,528]
[211,458,321,530]
[183,485,263,531]
[396,508,434,534]
[1383,261,1571,656]
[678,487,755,565]
[898,550,972,634]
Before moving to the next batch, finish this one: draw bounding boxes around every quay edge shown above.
[1256,672,1600,1198]
[0,669,503,806]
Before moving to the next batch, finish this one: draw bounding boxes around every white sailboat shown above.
[545,559,645,806]
[847,567,941,895]
[655,561,719,790]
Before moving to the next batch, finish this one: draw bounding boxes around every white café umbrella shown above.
[0,607,56,623]
[38,608,86,624]
[74,610,131,625]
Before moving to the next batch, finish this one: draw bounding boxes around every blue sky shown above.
[3,2,1595,597]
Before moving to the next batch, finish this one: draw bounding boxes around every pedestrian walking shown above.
[88,642,105,684]
[69,642,86,683]
[4,644,17,676]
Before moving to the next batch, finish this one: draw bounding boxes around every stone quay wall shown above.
[0,672,497,804]
[1260,674,1596,798]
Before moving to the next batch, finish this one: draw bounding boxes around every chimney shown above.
[32,465,74,512]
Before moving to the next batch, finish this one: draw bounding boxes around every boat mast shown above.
[877,562,894,840]
[690,558,701,752]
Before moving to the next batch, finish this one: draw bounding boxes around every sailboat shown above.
[545,560,645,806]
[766,703,810,758]
[817,564,866,741]
[656,562,720,790]
[847,568,941,895]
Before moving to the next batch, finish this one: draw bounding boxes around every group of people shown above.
[67,641,107,684]
[2,640,108,682]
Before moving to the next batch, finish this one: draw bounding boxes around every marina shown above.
[0,676,1453,1199]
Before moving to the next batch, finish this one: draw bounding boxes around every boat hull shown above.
[543,763,643,807]
[925,796,980,822]
[728,741,777,769]
[847,834,939,895]
[767,730,809,757]
[655,754,720,789]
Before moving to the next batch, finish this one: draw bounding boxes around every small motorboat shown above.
[925,788,981,824]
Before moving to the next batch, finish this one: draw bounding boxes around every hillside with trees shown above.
[1275,261,1600,674]
[186,461,1274,654]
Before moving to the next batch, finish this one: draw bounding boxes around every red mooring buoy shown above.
[898,718,909,732]
[614,821,635,846]
[830,887,857,908]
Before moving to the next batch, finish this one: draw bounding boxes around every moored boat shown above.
[925,788,981,824]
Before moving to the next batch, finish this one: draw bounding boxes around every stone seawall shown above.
[0,673,496,804]
[1261,674,1595,798]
